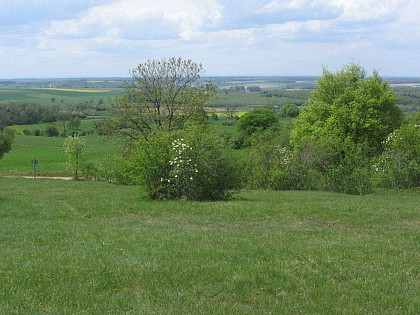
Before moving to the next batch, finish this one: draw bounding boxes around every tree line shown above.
[2,58,418,198]
[92,58,418,199]
[0,102,60,128]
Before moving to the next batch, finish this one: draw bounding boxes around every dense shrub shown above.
[372,115,419,188]
[235,108,280,149]
[0,127,15,159]
[96,155,137,185]
[279,104,300,117]
[245,139,300,190]
[45,125,59,137]
[125,129,238,200]
[237,108,278,136]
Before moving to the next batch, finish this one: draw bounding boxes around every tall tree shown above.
[289,64,403,194]
[103,57,215,140]
[290,64,403,160]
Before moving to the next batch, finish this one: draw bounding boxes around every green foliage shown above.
[63,135,86,180]
[237,108,278,136]
[0,127,15,159]
[246,85,262,92]
[45,125,59,137]
[102,57,215,141]
[291,64,402,157]
[279,104,300,117]
[244,139,326,191]
[120,129,238,200]
[324,141,373,194]
[235,107,279,148]
[373,114,420,188]
[289,64,403,194]
[0,102,58,127]
[68,116,81,130]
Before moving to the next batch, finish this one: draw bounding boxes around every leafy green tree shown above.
[45,125,59,137]
[0,128,14,160]
[290,64,403,194]
[103,57,215,140]
[57,111,71,133]
[279,104,299,117]
[64,136,86,180]
[237,108,278,136]
[68,116,81,130]
[235,108,279,148]
[291,64,402,158]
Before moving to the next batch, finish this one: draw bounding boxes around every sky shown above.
[1,0,419,78]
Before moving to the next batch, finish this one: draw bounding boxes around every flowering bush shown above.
[160,138,198,199]
[129,130,238,200]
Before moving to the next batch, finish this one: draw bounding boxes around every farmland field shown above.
[1,77,420,113]
[0,88,122,107]
[0,178,418,314]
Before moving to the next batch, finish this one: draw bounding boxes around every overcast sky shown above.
[1,0,419,78]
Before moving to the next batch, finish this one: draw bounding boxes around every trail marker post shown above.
[32,158,38,178]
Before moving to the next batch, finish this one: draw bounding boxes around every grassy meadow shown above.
[0,134,118,176]
[0,177,418,314]
[0,117,118,176]
[0,78,419,313]
[0,87,122,107]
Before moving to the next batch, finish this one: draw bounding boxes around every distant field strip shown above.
[42,88,112,93]
[0,88,121,104]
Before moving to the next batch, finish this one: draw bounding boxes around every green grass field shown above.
[213,90,309,108]
[0,178,418,314]
[0,88,122,107]
[0,134,118,176]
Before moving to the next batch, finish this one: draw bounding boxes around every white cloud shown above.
[41,0,223,41]
[332,0,407,22]
[1,0,420,78]
[259,0,407,22]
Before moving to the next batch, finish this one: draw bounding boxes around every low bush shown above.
[45,125,59,137]
[125,129,238,200]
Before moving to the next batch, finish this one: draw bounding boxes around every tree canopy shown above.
[103,57,215,140]
[290,64,403,158]
[237,108,278,136]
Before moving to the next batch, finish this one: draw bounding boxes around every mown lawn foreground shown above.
[0,177,418,314]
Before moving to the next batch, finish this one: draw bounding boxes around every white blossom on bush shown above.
[160,138,199,198]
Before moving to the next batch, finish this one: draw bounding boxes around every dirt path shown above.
[2,175,73,180]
